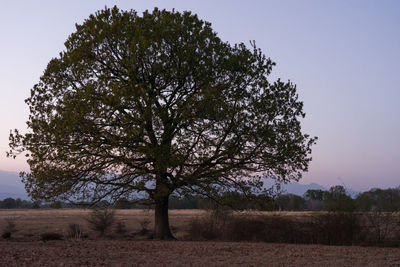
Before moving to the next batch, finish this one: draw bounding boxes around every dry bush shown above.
[312,212,362,245]
[187,208,232,240]
[66,223,84,240]
[115,221,127,235]
[2,217,18,239]
[40,232,63,241]
[187,211,365,245]
[86,209,116,236]
[362,212,400,246]
[138,218,151,235]
[187,210,310,243]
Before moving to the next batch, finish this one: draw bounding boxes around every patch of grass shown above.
[66,223,85,240]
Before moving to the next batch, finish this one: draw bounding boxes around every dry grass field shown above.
[0,209,208,240]
[1,209,400,266]
[0,209,320,240]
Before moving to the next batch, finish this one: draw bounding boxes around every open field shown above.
[0,209,319,240]
[0,209,209,240]
[1,209,400,266]
[1,240,400,266]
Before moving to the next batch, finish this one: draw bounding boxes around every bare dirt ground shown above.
[1,209,400,266]
[1,240,400,266]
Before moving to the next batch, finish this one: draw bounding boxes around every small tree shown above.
[8,7,316,239]
[87,209,116,236]
[323,185,355,212]
[355,192,374,211]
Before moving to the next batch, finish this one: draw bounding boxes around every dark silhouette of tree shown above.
[8,7,316,239]
[2,198,17,209]
[355,192,374,211]
[304,189,325,210]
[323,185,355,212]
[275,194,305,211]
[357,187,400,211]
[114,198,132,209]
[304,189,325,201]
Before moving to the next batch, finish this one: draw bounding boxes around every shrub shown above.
[41,232,63,241]
[187,211,312,243]
[86,209,116,236]
[115,221,127,234]
[2,217,18,239]
[362,212,400,246]
[312,212,362,245]
[66,223,84,239]
[138,217,151,235]
[187,211,367,245]
[2,232,11,239]
[323,186,355,212]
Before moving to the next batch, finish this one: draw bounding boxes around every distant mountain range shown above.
[0,170,359,200]
[260,177,359,198]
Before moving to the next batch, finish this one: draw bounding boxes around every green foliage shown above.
[8,5,315,203]
[8,6,316,239]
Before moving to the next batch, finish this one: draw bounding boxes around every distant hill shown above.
[0,170,28,200]
[0,170,359,200]
[260,177,359,197]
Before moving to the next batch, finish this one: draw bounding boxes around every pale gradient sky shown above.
[0,0,399,191]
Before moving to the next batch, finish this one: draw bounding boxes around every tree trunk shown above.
[154,195,175,240]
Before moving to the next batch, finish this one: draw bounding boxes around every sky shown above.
[0,0,399,191]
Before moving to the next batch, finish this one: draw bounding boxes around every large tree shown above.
[9,7,316,239]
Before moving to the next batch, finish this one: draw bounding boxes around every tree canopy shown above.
[8,7,316,239]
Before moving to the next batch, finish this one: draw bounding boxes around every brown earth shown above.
[0,209,400,266]
[1,240,400,266]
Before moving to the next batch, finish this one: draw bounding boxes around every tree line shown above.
[2,185,400,212]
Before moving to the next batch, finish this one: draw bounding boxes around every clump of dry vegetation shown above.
[40,232,63,241]
[2,217,18,239]
[187,209,400,246]
[115,221,127,235]
[362,211,400,246]
[66,223,85,240]
[86,209,116,236]
[1,209,399,247]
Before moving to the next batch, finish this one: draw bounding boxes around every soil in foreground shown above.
[1,240,400,266]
